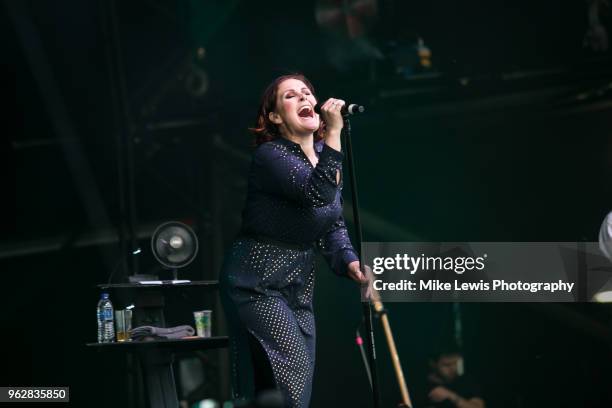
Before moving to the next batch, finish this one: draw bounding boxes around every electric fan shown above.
[151,221,199,283]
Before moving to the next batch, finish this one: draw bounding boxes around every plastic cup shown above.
[193,310,212,338]
[124,309,133,341]
[115,309,133,342]
[115,310,126,342]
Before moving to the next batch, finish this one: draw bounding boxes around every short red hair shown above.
[249,74,324,146]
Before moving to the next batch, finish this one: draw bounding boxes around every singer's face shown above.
[271,78,320,137]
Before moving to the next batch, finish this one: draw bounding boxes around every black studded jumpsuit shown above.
[219,136,358,407]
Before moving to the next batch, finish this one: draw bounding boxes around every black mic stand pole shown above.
[342,116,382,408]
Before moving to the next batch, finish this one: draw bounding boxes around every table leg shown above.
[139,349,179,408]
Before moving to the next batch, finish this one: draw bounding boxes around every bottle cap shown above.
[101,292,109,299]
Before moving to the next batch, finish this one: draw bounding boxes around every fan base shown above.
[128,273,159,283]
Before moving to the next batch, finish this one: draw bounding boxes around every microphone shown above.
[314,102,365,116]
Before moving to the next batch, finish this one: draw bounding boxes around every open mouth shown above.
[298,105,314,118]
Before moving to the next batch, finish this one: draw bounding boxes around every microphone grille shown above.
[349,104,365,114]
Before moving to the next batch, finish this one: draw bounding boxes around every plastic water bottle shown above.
[97,292,115,343]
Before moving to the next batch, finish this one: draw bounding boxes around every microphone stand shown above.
[342,116,382,408]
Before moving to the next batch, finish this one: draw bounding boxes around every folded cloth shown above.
[131,325,195,340]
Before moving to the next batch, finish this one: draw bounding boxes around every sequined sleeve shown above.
[254,142,343,207]
[317,212,359,276]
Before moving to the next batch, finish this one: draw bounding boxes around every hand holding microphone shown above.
[314,99,365,121]
[317,98,346,135]
[315,98,365,151]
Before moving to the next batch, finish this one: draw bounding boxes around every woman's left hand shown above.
[319,98,345,134]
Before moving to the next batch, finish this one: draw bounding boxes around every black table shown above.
[87,337,229,408]
[97,280,219,290]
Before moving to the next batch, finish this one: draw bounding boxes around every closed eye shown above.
[284,90,311,98]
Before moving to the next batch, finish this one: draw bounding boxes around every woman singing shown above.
[219,74,367,407]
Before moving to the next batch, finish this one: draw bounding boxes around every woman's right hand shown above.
[348,262,376,300]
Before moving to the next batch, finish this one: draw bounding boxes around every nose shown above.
[298,92,306,100]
